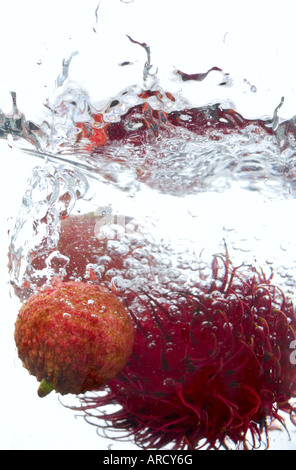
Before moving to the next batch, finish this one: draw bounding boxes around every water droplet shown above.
[63,313,71,319]
[280,241,289,251]
[163,377,175,387]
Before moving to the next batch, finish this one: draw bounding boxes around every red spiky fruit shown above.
[14,281,135,397]
[76,255,296,450]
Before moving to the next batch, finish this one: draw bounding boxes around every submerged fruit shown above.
[14,281,135,396]
[9,85,296,451]
[55,212,131,284]
[10,210,143,301]
[76,255,296,450]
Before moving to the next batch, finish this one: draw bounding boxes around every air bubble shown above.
[63,313,71,319]
[163,378,176,387]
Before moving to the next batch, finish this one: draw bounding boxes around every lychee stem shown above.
[38,379,55,398]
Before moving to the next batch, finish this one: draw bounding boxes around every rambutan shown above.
[14,281,135,397]
[75,254,296,450]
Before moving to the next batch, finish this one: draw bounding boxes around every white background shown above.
[1,0,296,450]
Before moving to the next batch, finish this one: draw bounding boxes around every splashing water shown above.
[5,30,296,450]
[7,65,296,303]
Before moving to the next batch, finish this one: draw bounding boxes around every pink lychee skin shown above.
[14,281,135,396]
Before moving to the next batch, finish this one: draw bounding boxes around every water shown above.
[7,80,296,306]
[3,0,296,451]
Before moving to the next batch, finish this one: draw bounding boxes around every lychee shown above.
[14,281,135,397]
